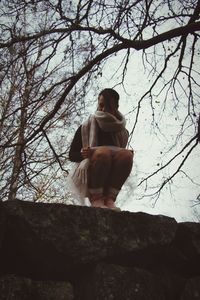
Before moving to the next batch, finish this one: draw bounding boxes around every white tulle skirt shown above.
[66,162,90,206]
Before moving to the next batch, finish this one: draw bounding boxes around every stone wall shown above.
[0,200,200,299]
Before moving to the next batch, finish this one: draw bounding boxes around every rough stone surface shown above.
[77,263,185,300]
[181,277,200,300]
[173,222,200,276]
[0,275,74,300]
[0,200,177,279]
[0,203,6,251]
[0,200,200,299]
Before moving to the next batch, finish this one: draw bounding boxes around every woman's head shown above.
[98,88,119,116]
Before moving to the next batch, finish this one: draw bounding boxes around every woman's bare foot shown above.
[90,194,108,208]
[104,198,121,211]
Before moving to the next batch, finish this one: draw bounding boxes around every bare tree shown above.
[0,0,199,204]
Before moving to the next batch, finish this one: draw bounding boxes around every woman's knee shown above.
[91,147,112,163]
[114,149,133,166]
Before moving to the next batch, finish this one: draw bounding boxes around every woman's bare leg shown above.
[104,149,133,209]
[88,147,112,207]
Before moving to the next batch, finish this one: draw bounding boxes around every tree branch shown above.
[1,21,200,50]
[42,129,68,174]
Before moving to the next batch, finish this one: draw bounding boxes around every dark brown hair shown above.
[99,88,119,109]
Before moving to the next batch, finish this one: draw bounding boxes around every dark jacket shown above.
[69,125,117,162]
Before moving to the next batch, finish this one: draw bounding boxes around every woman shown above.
[69,88,134,210]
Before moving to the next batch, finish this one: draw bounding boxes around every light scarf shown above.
[68,111,129,202]
[82,111,128,149]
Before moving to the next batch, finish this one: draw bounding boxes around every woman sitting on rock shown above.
[69,88,134,211]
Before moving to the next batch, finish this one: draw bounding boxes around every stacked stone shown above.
[0,201,200,299]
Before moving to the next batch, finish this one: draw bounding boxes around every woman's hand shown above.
[81,147,93,159]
